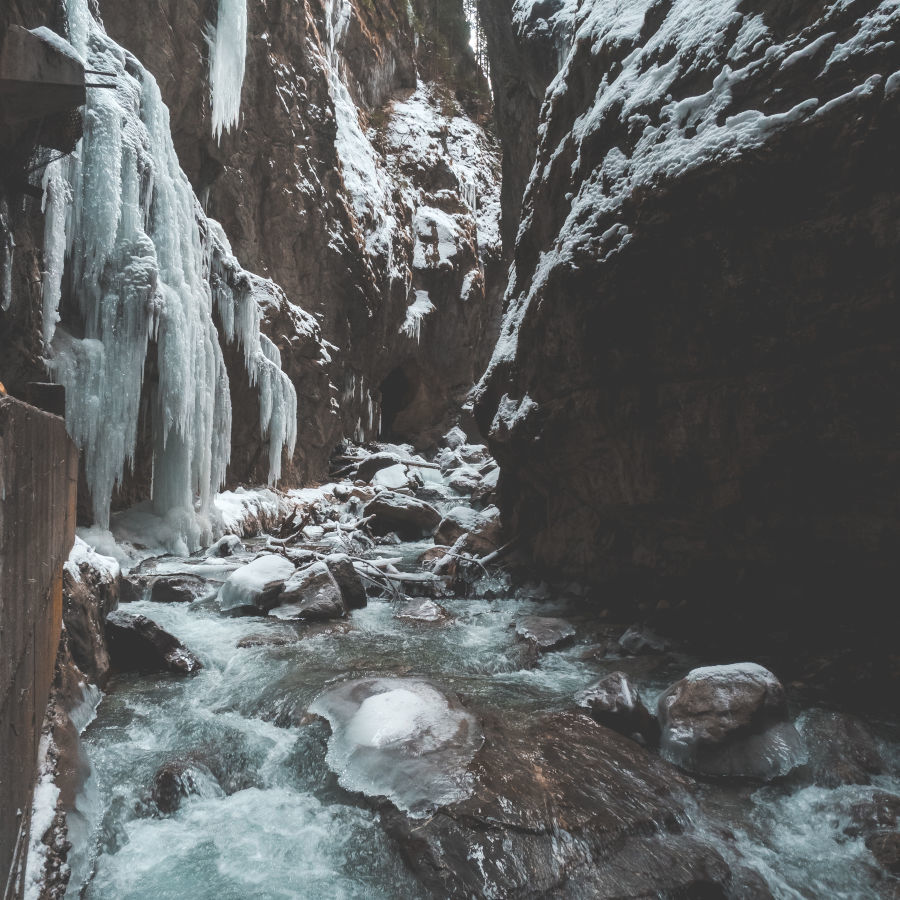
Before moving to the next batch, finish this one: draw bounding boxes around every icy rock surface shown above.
[218,554,295,613]
[41,0,297,549]
[310,677,483,817]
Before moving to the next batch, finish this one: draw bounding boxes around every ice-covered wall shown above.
[41,0,296,551]
[207,0,248,141]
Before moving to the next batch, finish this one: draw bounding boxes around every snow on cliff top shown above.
[477,0,900,393]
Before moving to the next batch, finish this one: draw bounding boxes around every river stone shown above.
[152,760,221,814]
[618,623,668,655]
[372,463,413,492]
[577,671,659,745]
[270,561,345,621]
[866,831,900,876]
[394,598,451,624]
[218,554,296,614]
[105,610,202,674]
[364,491,442,538]
[379,710,735,898]
[798,709,884,788]
[441,426,467,450]
[149,574,207,604]
[324,553,367,610]
[515,616,576,652]
[356,451,404,483]
[310,677,483,818]
[434,506,483,546]
[205,534,244,557]
[658,663,806,780]
[447,467,481,495]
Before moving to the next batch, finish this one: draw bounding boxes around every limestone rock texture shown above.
[473,0,900,652]
[99,0,502,455]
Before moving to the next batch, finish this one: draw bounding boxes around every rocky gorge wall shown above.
[473,0,900,655]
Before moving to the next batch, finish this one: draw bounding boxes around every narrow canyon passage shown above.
[58,442,900,899]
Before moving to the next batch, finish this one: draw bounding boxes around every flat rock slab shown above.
[105,610,202,674]
[394,598,452,624]
[380,710,735,898]
[515,615,576,652]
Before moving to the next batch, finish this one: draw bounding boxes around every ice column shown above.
[207,0,248,141]
[42,0,296,549]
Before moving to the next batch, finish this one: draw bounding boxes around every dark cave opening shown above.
[379,361,420,439]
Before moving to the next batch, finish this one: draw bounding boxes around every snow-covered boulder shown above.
[515,616,576,653]
[218,554,295,614]
[270,561,345,621]
[657,664,806,780]
[364,491,442,538]
[310,677,483,817]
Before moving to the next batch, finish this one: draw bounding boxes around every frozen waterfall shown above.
[207,0,248,141]
[42,0,296,549]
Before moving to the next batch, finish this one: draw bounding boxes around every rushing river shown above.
[65,486,900,899]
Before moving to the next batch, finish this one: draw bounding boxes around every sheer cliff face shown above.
[475,0,900,644]
[100,0,501,457]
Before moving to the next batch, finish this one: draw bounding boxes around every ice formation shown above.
[310,677,483,817]
[399,290,435,343]
[207,0,248,141]
[41,0,297,550]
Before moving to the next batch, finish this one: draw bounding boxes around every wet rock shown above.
[658,663,806,780]
[379,710,735,898]
[457,444,489,466]
[218,554,296,614]
[205,534,244,558]
[447,467,481,495]
[866,831,900,877]
[149,575,208,604]
[324,553,367,610]
[434,506,483,546]
[618,624,668,655]
[271,561,345,621]
[799,709,884,788]
[515,616,576,652]
[577,672,659,745]
[152,760,221,814]
[394,598,451,624]
[105,610,203,674]
[364,491,441,539]
[441,426,467,450]
[236,632,300,649]
[845,791,900,838]
[356,452,404,483]
[471,466,499,506]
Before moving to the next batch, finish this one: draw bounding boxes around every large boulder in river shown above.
[270,562,345,621]
[218,554,296,614]
[324,553,367,610]
[364,491,441,539]
[377,709,735,898]
[151,760,222,814]
[105,610,202,674]
[434,506,484,546]
[658,663,806,780]
[515,616,575,652]
[356,451,404,483]
[577,672,659,746]
[149,575,208,604]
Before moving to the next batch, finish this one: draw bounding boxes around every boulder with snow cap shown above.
[447,467,481,495]
[356,451,404,483]
[218,554,296,614]
[577,672,658,745]
[657,663,806,780]
[364,491,442,539]
[434,506,484,546]
[270,561,345,621]
[205,534,244,558]
[441,426,467,450]
[105,610,203,674]
[372,463,415,492]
